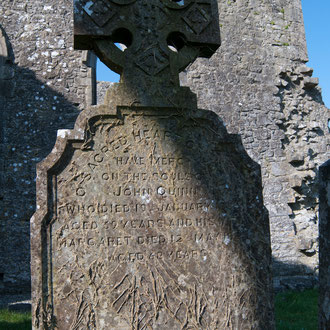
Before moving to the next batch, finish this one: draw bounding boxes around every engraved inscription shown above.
[45,112,268,329]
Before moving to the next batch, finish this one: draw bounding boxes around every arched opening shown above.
[97,58,120,82]
[82,51,121,105]
[82,51,97,106]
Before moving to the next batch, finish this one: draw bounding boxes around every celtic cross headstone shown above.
[74,0,219,84]
[31,1,275,329]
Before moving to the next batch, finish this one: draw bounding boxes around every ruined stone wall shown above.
[0,1,95,291]
[184,0,329,289]
[0,0,328,292]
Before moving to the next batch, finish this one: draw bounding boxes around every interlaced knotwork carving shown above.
[74,0,220,88]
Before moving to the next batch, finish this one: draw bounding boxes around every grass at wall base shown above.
[0,289,318,329]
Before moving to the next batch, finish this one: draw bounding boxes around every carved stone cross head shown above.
[74,0,220,87]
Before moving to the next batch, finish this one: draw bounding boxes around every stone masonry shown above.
[183,0,329,290]
[0,1,96,292]
[0,0,329,292]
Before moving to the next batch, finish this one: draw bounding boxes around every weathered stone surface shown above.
[0,1,96,291]
[74,0,221,79]
[1,0,328,293]
[319,160,330,329]
[31,1,275,328]
[183,0,329,290]
[74,0,220,107]
[97,81,113,104]
[31,95,274,329]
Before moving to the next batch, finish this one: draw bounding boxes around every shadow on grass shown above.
[275,289,318,330]
[0,289,318,329]
[0,309,31,330]
[0,320,31,330]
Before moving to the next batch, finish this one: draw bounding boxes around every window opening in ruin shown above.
[95,27,130,84]
[96,57,120,104]
[0,273,4,282]
[94,27,133,104]
[83,51,97,105]
[96,58,120,83]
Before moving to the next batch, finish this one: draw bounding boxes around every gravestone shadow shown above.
[0,26,80,292]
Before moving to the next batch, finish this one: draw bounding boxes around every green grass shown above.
[275,289,318,330]
[0,309,31,330]
[0,289,319,329]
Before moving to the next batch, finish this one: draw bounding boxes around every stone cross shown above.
[74,0,220,86]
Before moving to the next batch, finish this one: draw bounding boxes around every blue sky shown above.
[97,53,120,83]
[302,0,330,107]
[97,1,330,107]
